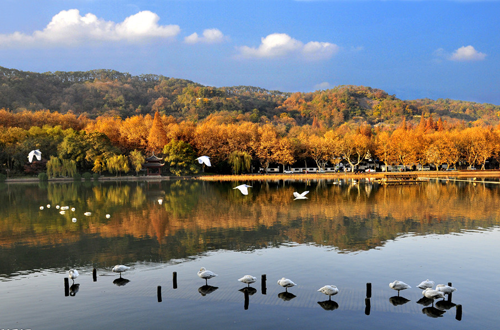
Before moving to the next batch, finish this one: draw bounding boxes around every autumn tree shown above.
[147,112,168,154]
[163,139,199,176]
[129,150,145,175]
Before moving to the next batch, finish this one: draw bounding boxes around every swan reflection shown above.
[69,284,80,296]
[113,277,130,286]
[422,306,446,318]
[239,287,257,296]
[416,297,434,306]
[317,300,339,311]
[435,300,456,311]
[389,296,410,306]
[278,291,296,301]
[198,285,218,296]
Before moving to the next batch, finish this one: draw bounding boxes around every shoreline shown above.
[2,170,499,184]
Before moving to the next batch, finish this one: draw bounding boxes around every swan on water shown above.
[39,206,44,210]
[417,279,435,290]
[72,218,77,223]
[69,269,79,283]
[46,204,50,208]
[293,191,309,200]
[389,280,411,295]
[238,275,257,287]
[196,156,211,167]
[277,277,296,292]
[106,214,111,219]
[436,284,457,295]
[422,288,445,300]
[84,212,91,216]
[112,265,130,277]
[61,206,69,210]
[198,267,217,285]
[318,285,339,300]
[59,210,66,215]
[233,184,252,196]
[56,205,60,209]
[71,207,75,212]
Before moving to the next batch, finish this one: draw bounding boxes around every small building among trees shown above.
[143,154,164,176]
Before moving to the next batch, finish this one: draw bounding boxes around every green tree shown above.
[228,151,252,174]
[129,150,145,175]
[162,139,199,176]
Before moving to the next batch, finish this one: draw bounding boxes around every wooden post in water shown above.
[157,286,162,303]
[93,268,97,282]
[261,274,267,295]
[173,271,178,289]
[365,298,371,316]
[64,277,69,296]
[366,283,372,298]
[456,304,462,321]
[244,290,249,310]
[448,282,453,302]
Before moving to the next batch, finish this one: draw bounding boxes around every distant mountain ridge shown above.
[1,66,498,127]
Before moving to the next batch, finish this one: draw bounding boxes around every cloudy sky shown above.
[1,0,499,104]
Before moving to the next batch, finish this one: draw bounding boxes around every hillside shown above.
[1,66,499,127]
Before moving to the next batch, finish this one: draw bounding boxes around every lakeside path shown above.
[3,170,500,184]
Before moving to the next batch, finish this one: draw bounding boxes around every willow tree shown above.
[163,139,199,176]
[129,150,145,175]
[228,151,252,174]
[46,156,61,178]
[107,155,130,176]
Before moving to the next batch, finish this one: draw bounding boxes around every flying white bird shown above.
[238,275,257,287]
[196,156,211,167]
[389,280,411,295]
[293,191,309,200]
[28,149,42,163]
[69,269,79,283]
[198,267,217,285]
[318,285,339,300]
[112,265,130,277]
[277,277,296,292]
[417,279,435,290]
[233,184,252,195]
[436,284,457,295]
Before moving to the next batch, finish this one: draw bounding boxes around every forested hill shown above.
[1,65,499,127]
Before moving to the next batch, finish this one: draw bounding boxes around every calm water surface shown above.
[0,179,499,329]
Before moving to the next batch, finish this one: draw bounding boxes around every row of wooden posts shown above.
[64,271,462,319]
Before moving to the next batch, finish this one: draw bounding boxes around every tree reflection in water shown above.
[1,180,500,277]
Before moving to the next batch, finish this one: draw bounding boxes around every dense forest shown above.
[1,66,500,177]
[1,66,499,127]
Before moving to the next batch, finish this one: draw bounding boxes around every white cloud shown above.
[238,33,338,60]
[314,82,331,90]
[450,45,486,61]
[184,29,226,44]
[0,9,180,48]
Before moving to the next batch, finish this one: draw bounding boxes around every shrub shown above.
[0,173,6,182]
[73,173,81,181]
[82,172,92,181]
[93,173,100,181]
[38,172,48,181]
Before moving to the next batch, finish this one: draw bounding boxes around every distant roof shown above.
[145,154,163,162]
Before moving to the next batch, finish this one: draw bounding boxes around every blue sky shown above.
[1,0,499,104]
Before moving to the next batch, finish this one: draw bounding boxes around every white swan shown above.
[56,205,60,209]
[238,275,256,287]
[71,207,75,212]
[293,191,309,200]
[198,267,217,285]
[112,265,130,277]
[84,212,91,216]
[196,156,211,167]
[277,277,296,292]
[422,288,445,300]
[106,214,111,219]
[233,184,252,196]
[59,210,66,215]
[69,269,79,283]
[318,285,339,300]
[417,279,435,289]
[436,284,457,295]
[389,280,411,295]
[28,149,42,163]
[46,204,50,208]
[72,218,77,223]
[39,206,44,210]
[60,206,69,210]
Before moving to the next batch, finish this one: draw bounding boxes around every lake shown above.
[0,178,499,329]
